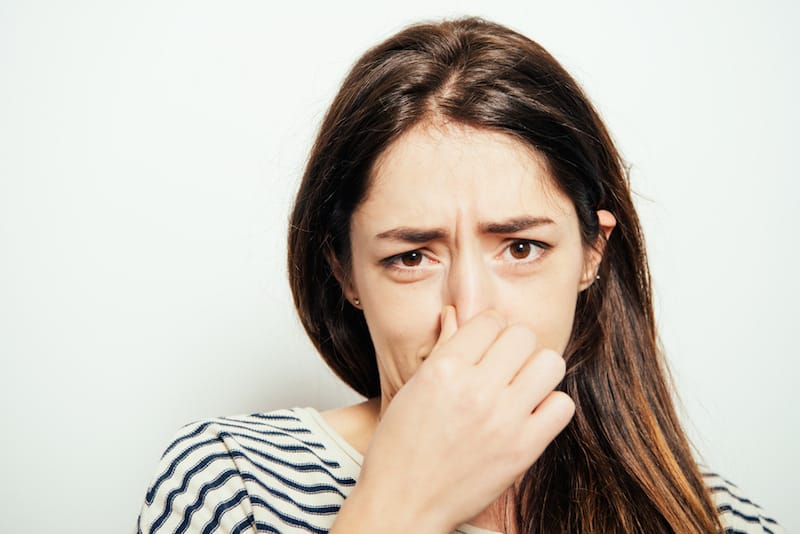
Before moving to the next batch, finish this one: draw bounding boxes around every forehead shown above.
[355,122,576,226]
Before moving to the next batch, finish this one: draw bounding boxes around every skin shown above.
[326,121,616,532]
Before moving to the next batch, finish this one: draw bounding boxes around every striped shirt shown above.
[136,407,783,534]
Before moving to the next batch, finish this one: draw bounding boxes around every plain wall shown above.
[1,1,797,532]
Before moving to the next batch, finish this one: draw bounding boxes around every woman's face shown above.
[345,122,614,399]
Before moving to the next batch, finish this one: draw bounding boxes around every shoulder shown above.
[137,408,357,534]
[152,409,328,466]
[701,469,784,534]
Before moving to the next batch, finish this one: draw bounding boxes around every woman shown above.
[137,17,782,533]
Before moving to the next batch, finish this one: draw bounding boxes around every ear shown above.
[578,209,616,291]
[325,249,362,309]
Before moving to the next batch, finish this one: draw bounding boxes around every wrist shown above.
[331,484,449,534]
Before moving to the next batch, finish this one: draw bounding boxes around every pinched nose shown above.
[443,251,497,327]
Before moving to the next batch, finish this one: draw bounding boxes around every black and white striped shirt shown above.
[136,407,783,534]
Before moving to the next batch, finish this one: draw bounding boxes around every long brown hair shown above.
[288,17,721,533]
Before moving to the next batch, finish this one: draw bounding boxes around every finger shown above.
[518,391,575,461]
[431,305,458,354]
[509,348,566,412]
[477,324,538,386]
[428,309,507,365]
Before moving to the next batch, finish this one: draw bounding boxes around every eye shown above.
[381,249,437,272]
[400,250,423,267]
[502,239,548,263]
[509,241,533,259]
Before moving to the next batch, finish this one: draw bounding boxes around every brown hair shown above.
[288,17,720,533]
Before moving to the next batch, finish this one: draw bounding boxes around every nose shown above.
[445,249,495,327]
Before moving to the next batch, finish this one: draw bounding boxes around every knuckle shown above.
[507,434,536,466]
[476,309,507,334]
[539,349,566,379]
[420,357,458,385]
[459,384,491,413]
[506,324,537,351]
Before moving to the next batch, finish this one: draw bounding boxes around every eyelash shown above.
[381,239,550,274]
[501,239,550,266]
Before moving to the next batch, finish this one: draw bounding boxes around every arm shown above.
[136,421,256,534]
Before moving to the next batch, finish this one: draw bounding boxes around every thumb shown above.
[431,305,458,355]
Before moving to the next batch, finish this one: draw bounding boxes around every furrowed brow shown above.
[375,227,448,243]
[479,216,556,234]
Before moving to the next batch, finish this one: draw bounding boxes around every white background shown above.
[1,1,797,532]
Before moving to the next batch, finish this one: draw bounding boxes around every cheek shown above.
[534,296,578,354]
[502,268,582,354]
[360,278,443,379]
[504,290,577,353]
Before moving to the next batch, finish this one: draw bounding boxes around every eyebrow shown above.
[479,216,556,234]
[375,216,556,242]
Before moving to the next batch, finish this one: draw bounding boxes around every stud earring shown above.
[596,274,601,280]
[353,297,360,306]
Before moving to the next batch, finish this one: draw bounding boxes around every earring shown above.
[596,274,600,280]
[353,297,360,306]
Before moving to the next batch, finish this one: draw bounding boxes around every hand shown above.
[336,306,575,533]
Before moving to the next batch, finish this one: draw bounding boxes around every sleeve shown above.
[136,420,258,534]
[703,472,785,534]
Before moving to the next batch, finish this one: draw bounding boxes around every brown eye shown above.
[509,241,531,259]
[401,251,423,266]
